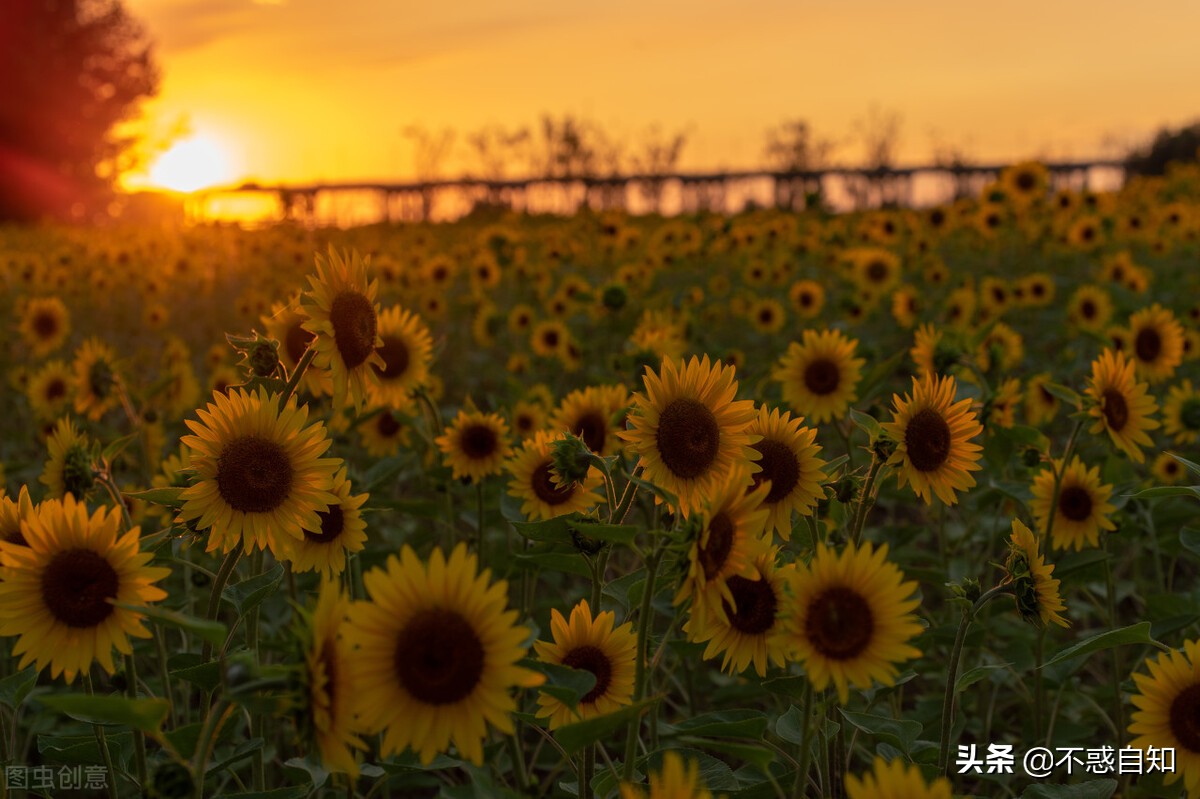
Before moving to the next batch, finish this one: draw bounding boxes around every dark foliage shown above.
[1124,121,1200,178]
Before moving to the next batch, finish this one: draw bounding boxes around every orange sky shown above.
[124,0,1200,188]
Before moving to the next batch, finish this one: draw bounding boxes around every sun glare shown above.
[148,135,234,193]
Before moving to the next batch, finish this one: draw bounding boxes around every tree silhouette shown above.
[0,0,159,223]
[1124,121,1200,177]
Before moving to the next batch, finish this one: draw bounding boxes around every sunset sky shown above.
[124,0,1200,189]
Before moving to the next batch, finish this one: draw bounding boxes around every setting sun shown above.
[147,135,235,193]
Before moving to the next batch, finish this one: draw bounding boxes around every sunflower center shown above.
[699,512,734,580]
[799,292,813,307]
[393,608,485,705]
[1135,328,1162,363]
[329,291,378,369]
[531,462,573,506]
[304,504,345,543]
[216,436,294,514]
[1081,300,1097,320]
[1181,398,1200,431]
[42,548,119,628]
[561,645,613,704]
[460,424,499,460]
[376,412,401,438]
[45,378,67,401]
[33,311,59,338]
[1015,171,1037,191]
[805,586,874,661]
[573,412,608,453]
[1169,683,1200,753]
[750,439,801,503]
[904,408,952,472]
[723,574,778,635]
[803,359,841,396]
[542,329,560,348]
[1101,389,1129,432]
[655,398,720,480]
[865,261,888,283]
[285,321,314,365]
[373,335,411,380]
[1058,486,1093,522]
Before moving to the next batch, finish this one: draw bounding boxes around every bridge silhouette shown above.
[190,159,1125,225]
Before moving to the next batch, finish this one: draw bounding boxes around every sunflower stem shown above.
[124,653,148,790]
[193,700,234,799]
[803,512,822,547]
[622,541,662,780]
[97,471,134,532]
[847,454,883,546]
[793,680,815,797]
[475,480,485,556]
[154,625,178,727]
[83,673,119,799]
[507,725,529,792]
[938,584,1011,774]
[613,466,643,525]
[246,549,265,792]
[835,420,856,469]
[1103,535,1125,749]
[1042,419,1083,545]
[580,746,595,799]
[202,548,242,662]
[279,345,316,406]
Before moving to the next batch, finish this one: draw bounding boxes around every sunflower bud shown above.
[835,476,856,504]
[569,526,604,556]
[602,284,628,311]
[872,436,896,461]
[550,434,594,487]
[1022,447,1043,469]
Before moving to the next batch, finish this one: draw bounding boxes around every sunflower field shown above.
[1,161,1200,799]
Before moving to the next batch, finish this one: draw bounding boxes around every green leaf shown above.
[1020,780,1117,798]
[555,698,658,755]
[623,471,679,508]
[644,748,739,791]
[1126,485,1200,499]
[524,660,596,709]
[38,694,169,735]
[838,710,921,755]
[221,789,309,799]
[283,757,330,789]
[849,408,883,442]
[170,661,223,693]
[123,487,186,508]
[222,562,285,617]
[1040,382,1082,408]
[38,732,134,768]
[1171,453,1200,478]
[822,454,850,478]
[102,432,140,462]
[1003,424,1051,452]
[775,705,807,745]
[956,663,1010,693]
[0,666,38,709]
[207,737,265,775]
[1042,622,1165,670]
[510,516,571,542]
[568,519,639,545]
[111,601,228,647]
[669,709,769,739]
[1181,527,1200,558]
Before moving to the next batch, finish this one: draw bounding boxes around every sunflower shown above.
[0,486,34,546]
[621,355,758,517]
[620,751,714,799]
[533,599,636,729]
[789,280,825,318]
[850,248,901,296]
[531,320,570,357]
[987,377,1022,429]
[1019,272,1055,306]
[1085,349,1159,464]
[506,431,605,521]
[890,285,919,328]
[262,297,328,397]
[40,417,95,500]
[1024,373,1060,427]
[882,374,984,506]
[691,550,791,677]
[72,338,121,421]
[910,323,959,378]
[302,580,364,775]
[773,329,866,424]
[357,407,410,458]
[975,322,1023,374]
[550,384,629,456]
[179,388,340,555]
[278,467,368,577]
[0,495,170,683]
[436,409,513,483]
[368,305,433,410]
[783,541,922,703]
[999,161,1048,205]
[1128,639,1200,797]
[746,406,826,539]
[17,296,71,357]
[1128,303,1185,384]
[509,399,547,441]
[301,247,385,412]
[943,284,977,330]
[1030,457,1117,551]
[1066,215,1103,250]
[1003,519,1068,629]
[845,757,953,799]
[344,543,543,765]
[748,298,786,334]
[1066,285,1113,332]
[26,360,73,422]
[1152,452,1187,485]
[1164,380,1200,445]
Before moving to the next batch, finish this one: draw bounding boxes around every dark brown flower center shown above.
[1015,171,1037,191]
[805,586,874,661]
[865,261,888,283]
[541,329,560,349]
[803,358,841,396]
[304,504,345,544]
[42,548,118,628]
[217,436,294,513]
[723,574,778,635]
[799,292,813,307]
[531,462,573,506]
[750,439,800,503]
[394,608,485,705]
[904,408,952,472]
[33,311,59,338]
[285,321,314,365]
[1135,327,1163,363]
[45,378,67,402]
[699,512,734,580]
[1101,389,1129,432]
[1058,486,1093,522]
[561,645,613,704]
[1169,683,1200,753]
[377,412,401,437]
[329,291,378,369]
[1081,300,1097,320]
[373,335,411,380]
[655,398,720,480]
[572,411,608,454]
[460,423,499,460]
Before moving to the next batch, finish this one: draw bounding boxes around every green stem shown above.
[835,420,856,469]
[155,626,178,727]
[793,681,815,797]
[84,674,119,799]
[803,513,822,548]
[1103,535,1124,749]
[475,480,486,555]
[246,549,265,792]
[507,724,529,793]
[202,548,242,662]
[1035,628,1046,742]
[581,746,595,799]
[1043,419,1083,544]
[623,542,662,780]
[279,345,316,405]
[847,454,883,546]
[613,467,643,525]
[193,700,234,799]
[938,584,1011,774]
[124,654,148,790]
